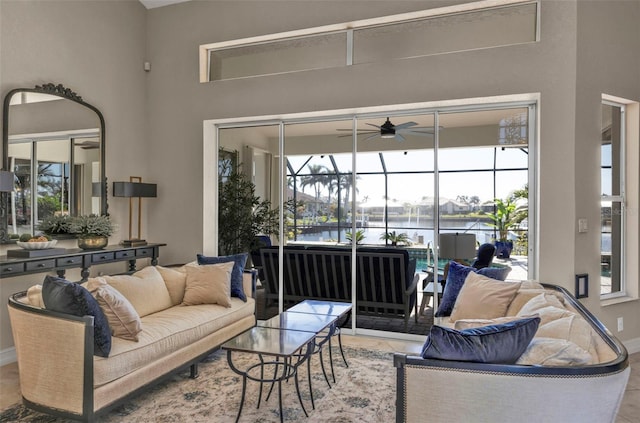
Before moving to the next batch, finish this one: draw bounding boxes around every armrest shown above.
[8,294,93,417]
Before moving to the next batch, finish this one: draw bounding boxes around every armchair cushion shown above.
[421,316,540,364]
[42,275,112,357]
[197,253,248,302]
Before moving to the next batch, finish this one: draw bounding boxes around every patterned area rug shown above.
[0,346,396,422]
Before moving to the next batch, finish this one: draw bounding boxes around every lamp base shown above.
[121,239,148,247]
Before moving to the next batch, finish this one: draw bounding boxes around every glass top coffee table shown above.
[222,326,315,423]
[286,300,352,384]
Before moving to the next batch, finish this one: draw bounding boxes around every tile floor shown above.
[1,335,638,421]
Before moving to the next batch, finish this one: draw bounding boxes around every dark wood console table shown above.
[0,243,166,281]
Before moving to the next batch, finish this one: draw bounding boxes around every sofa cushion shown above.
[197,253,248,302]
[85,278,142,342]
[516,292,565,317]
[435,261,511,317]
[421,316,540,364]
[101,266,173,318]
[516,337,593,366]
[156,265,188,306]
[42,276,112,357]
[182,261,234,307]
[536,314,597,363]
[449,272,521,322]
[93,297,256,387]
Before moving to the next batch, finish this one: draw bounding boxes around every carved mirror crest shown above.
[1,83,107,242]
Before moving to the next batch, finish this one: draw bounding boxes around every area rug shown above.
[0,346,396,422]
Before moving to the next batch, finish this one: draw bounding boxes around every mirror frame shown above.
[1,83,107,242]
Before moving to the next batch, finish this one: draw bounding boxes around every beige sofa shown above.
[7,264,256,422]
[394,279,630,423]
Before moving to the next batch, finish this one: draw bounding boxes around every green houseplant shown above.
[69,214,115,250]
[218,152,279,256]
[380,230,411,246]
[486,198,526,258]
[37,214,74,239]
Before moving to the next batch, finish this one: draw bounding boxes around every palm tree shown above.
[300,164,329,217]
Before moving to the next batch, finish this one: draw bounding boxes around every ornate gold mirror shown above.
[1,83,106,242]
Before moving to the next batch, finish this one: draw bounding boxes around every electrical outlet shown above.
[617,317,624,332]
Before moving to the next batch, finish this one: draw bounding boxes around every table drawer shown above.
[115,250,136,260]
[136,248,153,258]
[1,263,25,276]
[26,260,56,272]
[56,256,83,267]
[91,252,115,263]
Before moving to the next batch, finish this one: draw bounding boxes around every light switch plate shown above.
[578,218,588,233]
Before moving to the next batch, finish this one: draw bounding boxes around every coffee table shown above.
[287,299,352,382]
[257,311,338,409]
[222,326,315,423]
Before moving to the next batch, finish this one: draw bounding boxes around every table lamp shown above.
[439,233,477,264]
[113,177,157,246]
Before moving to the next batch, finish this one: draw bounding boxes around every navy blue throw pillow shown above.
[435,261,475,317]
[197,253,248,302]
[421,316,540,364]
[42,275,112,357]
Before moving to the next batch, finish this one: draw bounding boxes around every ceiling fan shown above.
[337,117,439,142]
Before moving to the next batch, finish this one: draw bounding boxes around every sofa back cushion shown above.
[100,266,173,317]
[156,265,188,306]
[449,272,521,322]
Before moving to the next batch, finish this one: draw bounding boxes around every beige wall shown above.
[0,0,638,354]
[0,0,149,352]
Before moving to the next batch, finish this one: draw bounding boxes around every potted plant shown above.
[380,230,411,246]
[69,214,115,250]
[37,214,74,239]
[218,152,279,256]
[486,198,526,258]
[346,229,366,244]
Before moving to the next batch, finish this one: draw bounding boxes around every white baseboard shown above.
[624,337,640,354]
[0,347,16,367]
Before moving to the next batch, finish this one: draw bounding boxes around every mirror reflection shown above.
[2,84,106,240]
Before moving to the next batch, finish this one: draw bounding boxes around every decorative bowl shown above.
[16,240,58,250]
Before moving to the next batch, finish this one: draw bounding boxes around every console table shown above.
[0,243,166,281]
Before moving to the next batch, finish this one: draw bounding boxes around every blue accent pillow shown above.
[42,275,112,357]
[435,261,511,317]
[477,265,511,281]
[421,316,540,364]
[435,261,475,317]
[197,253,248,302]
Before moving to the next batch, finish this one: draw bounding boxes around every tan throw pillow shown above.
[86,278,142,341]
[535,314,597,362]
[516,337,593,366]
[505,289,546,316]
[449,272,521,322]
[156,265,188,306]
[27,284,45,308]
[102,266,173,317]
[182,262,234,307]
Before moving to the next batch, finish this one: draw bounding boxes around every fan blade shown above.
[337,131,378,138]
[393,121,418,130]
[395,133,407,142]
[365,123,382,129]
[362,133,380,142]
[400,129,435,136]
